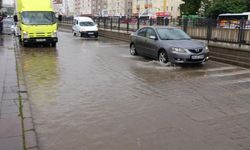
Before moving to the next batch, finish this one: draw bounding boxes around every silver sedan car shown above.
[130,26,209,64]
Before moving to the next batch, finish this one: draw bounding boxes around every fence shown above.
[182,18,250,48]
[60,16,250,47]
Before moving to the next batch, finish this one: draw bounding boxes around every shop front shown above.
[156,12,170,25]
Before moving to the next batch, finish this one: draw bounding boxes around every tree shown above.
[180,0,202,16]
[206,0,248,18]
[199,0,212,16]
[247,0,250,11]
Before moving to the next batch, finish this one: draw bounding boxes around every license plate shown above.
[88,32,94,35]
[191,55,204,60]
[36,39,46,42]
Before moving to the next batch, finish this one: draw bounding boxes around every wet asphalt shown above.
[17,32,250,150]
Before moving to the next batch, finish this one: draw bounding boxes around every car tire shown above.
[51,42,56,47]
[130,44,137,56]
[198,61,205,66]
[158,50,168,64]
[73,31,76,36]
[22,42,28,47]
[19,37,22,43]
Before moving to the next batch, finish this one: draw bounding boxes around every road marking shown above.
[198,66,239,72]
[179,66,239,75]
[208,70,250,77]
[96,44,129,48]
[216,77,250,85]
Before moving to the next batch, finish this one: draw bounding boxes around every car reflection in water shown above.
[20,47,59,105]
[130,26,210,65]
[0,36,3,46]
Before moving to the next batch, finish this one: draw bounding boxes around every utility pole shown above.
[163,0,167,13]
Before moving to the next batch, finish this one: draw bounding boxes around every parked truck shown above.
[14,0,59,47]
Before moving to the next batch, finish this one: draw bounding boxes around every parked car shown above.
[72,17,98,38]
[1,18,16,35]
[130,26,209,64]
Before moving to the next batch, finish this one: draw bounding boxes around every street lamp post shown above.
[163,0,167,14]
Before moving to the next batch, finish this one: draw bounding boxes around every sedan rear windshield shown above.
[156,28,191,40]
[79,22,95,26]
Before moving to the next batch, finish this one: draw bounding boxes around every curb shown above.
[13,37,39,150]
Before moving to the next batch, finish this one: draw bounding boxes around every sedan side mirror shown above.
[149,35,158,40]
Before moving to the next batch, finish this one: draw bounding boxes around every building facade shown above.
[107,0,133,18]
[65,0,74,16]
[132,0,183,19]
[52,0,182,18]
[53,0,64,15]
[74,0,92,16]
[92,0,108,17]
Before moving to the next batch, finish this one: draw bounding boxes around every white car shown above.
[72,17,98,38]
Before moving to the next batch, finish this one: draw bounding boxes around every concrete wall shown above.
[187,27,250,45]
[99,29,131,42]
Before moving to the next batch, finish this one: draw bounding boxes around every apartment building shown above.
[53,0,133,17]
[65,0,74,16]
[53,0,63,14]
[52,0,182,18]
[74,0,92,16]
[73,0,109,17]
[107,0,133,18]
[132,0,150,17]
[132,0,183,19]
[92,0,108,17]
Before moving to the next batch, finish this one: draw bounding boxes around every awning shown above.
[156,12,170,17]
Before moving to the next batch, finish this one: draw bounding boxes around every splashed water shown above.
[136,60,181,70]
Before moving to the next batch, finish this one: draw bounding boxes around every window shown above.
[156,28,191,40]
[22,11,56,25]
[145,28,156,38]
[137,28,147,37]
[79,21,95,26]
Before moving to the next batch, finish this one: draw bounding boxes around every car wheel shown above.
[158,50,168,64]
[22,42,28,47]
[51,42,56,47]
[130,44,137,56]
[73,31,76,36]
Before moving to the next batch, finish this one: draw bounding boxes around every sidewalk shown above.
[0,34,23,150]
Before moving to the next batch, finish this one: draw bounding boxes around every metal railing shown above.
[61,16,250,47]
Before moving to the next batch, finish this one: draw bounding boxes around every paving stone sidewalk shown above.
[0,34,23,150]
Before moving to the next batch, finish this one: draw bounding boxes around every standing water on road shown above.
[18,32,250,150]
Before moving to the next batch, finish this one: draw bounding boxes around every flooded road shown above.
[18,32,250,150]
